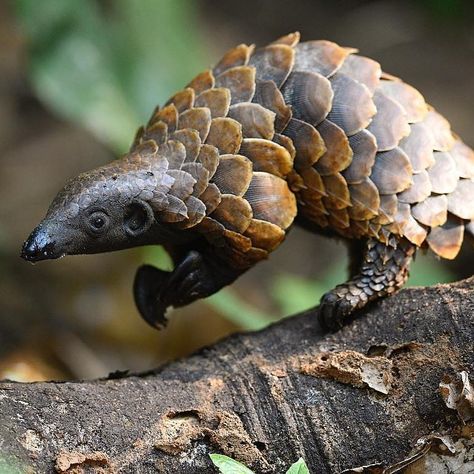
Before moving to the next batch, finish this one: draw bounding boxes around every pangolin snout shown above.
[21,226,59,262]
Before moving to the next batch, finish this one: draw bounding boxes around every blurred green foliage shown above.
[13,0,456,332]
[14,0,209,153]
[0,456,27,474]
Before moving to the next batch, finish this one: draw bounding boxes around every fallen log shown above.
[0,278,473,473]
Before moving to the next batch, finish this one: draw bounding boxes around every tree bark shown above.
[0,278,473,473]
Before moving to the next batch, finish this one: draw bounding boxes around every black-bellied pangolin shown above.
[22,32,474,330]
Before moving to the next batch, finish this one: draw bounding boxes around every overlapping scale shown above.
[206,117,243,154]
[194,88,231,118]
[239,139,293,178]
[172,129,201,163]
[281,71,333,125]
[196,217,226,247]
[178,195,206,228]
[370,148,413,194]
[402,213,427,246]
[411,195,448,227]
[149,103,178,132]
[374,194,398,225]
[338,55,381,94]
[379,81,428,123]
[328,208,350,229]
[199,183,221,215]
[244,172,297,229]
[348,178,380,220]
[143,122,168,146]
[213,44,254,76]
[423,108,455,152]
[211,194,253,233]
[427,152,458,194]
[426,215,464,259]
[244,219,286,252]
[166,169,196,200]
[388,202,411,235]
[294,40,353,77]
[211,154,253,196]
[215,66,256,104]
[450,140,474,179]
[367,90,410,151]
[342,129,377,183]
[322,173,351,210]
[227,103,275,139]
[165,88,195,112]
[447,179,474,220]
[136,33,474,269]
[314,120,353,175]
[127,139,158,163]
[181,163,209,197]
[156,140,186,170]
[327,73,376,136]
[249,44,295,87]
[222,229,253,253]
[283,118,326,170]
[399,123,435,173]
[178,107,212,142]
[197,144,220,178]
[299,167,326,197]
[349,219,369,238]
[186,70,215,95]
[273,133,296,160]
[397,170,431,204]
[253,80,292,132]
[271,32,301,48]
[159,195,188,223]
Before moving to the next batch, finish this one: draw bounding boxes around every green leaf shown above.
[286,458,310,474]
[209,454,255,474]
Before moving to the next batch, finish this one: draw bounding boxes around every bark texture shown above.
[0,278,473,473]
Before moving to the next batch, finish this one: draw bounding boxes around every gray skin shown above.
[22,153,184,261]
[21,157,242,328]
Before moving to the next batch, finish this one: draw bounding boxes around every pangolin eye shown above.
[87,211,109,234]
[92,216,105,228]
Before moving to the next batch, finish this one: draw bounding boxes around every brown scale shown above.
[23,32,474,331]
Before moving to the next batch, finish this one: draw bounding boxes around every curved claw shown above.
[133,264,171,329]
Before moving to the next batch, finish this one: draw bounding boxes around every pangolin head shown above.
[21,151,177,262]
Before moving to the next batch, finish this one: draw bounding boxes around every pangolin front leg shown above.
[134,250,243,328]
[319,238,417,330]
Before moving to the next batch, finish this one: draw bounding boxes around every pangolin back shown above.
[131,32,474,268]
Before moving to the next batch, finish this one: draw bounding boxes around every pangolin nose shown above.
[21,227,56,262]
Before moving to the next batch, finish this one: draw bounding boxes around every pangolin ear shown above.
[124,200,154,237]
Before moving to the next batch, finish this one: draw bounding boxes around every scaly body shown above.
[22,33,474,329]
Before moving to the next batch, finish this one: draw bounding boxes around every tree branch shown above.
[1,278,473,473]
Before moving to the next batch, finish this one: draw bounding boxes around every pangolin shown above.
[21,32,474,330]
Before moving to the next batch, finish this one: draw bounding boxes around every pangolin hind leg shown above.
[134,249,244,328]
[318,237,417,330]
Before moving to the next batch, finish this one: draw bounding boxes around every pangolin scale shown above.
[22,32,474,329]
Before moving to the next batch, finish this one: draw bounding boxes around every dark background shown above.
[0,0,473,381]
